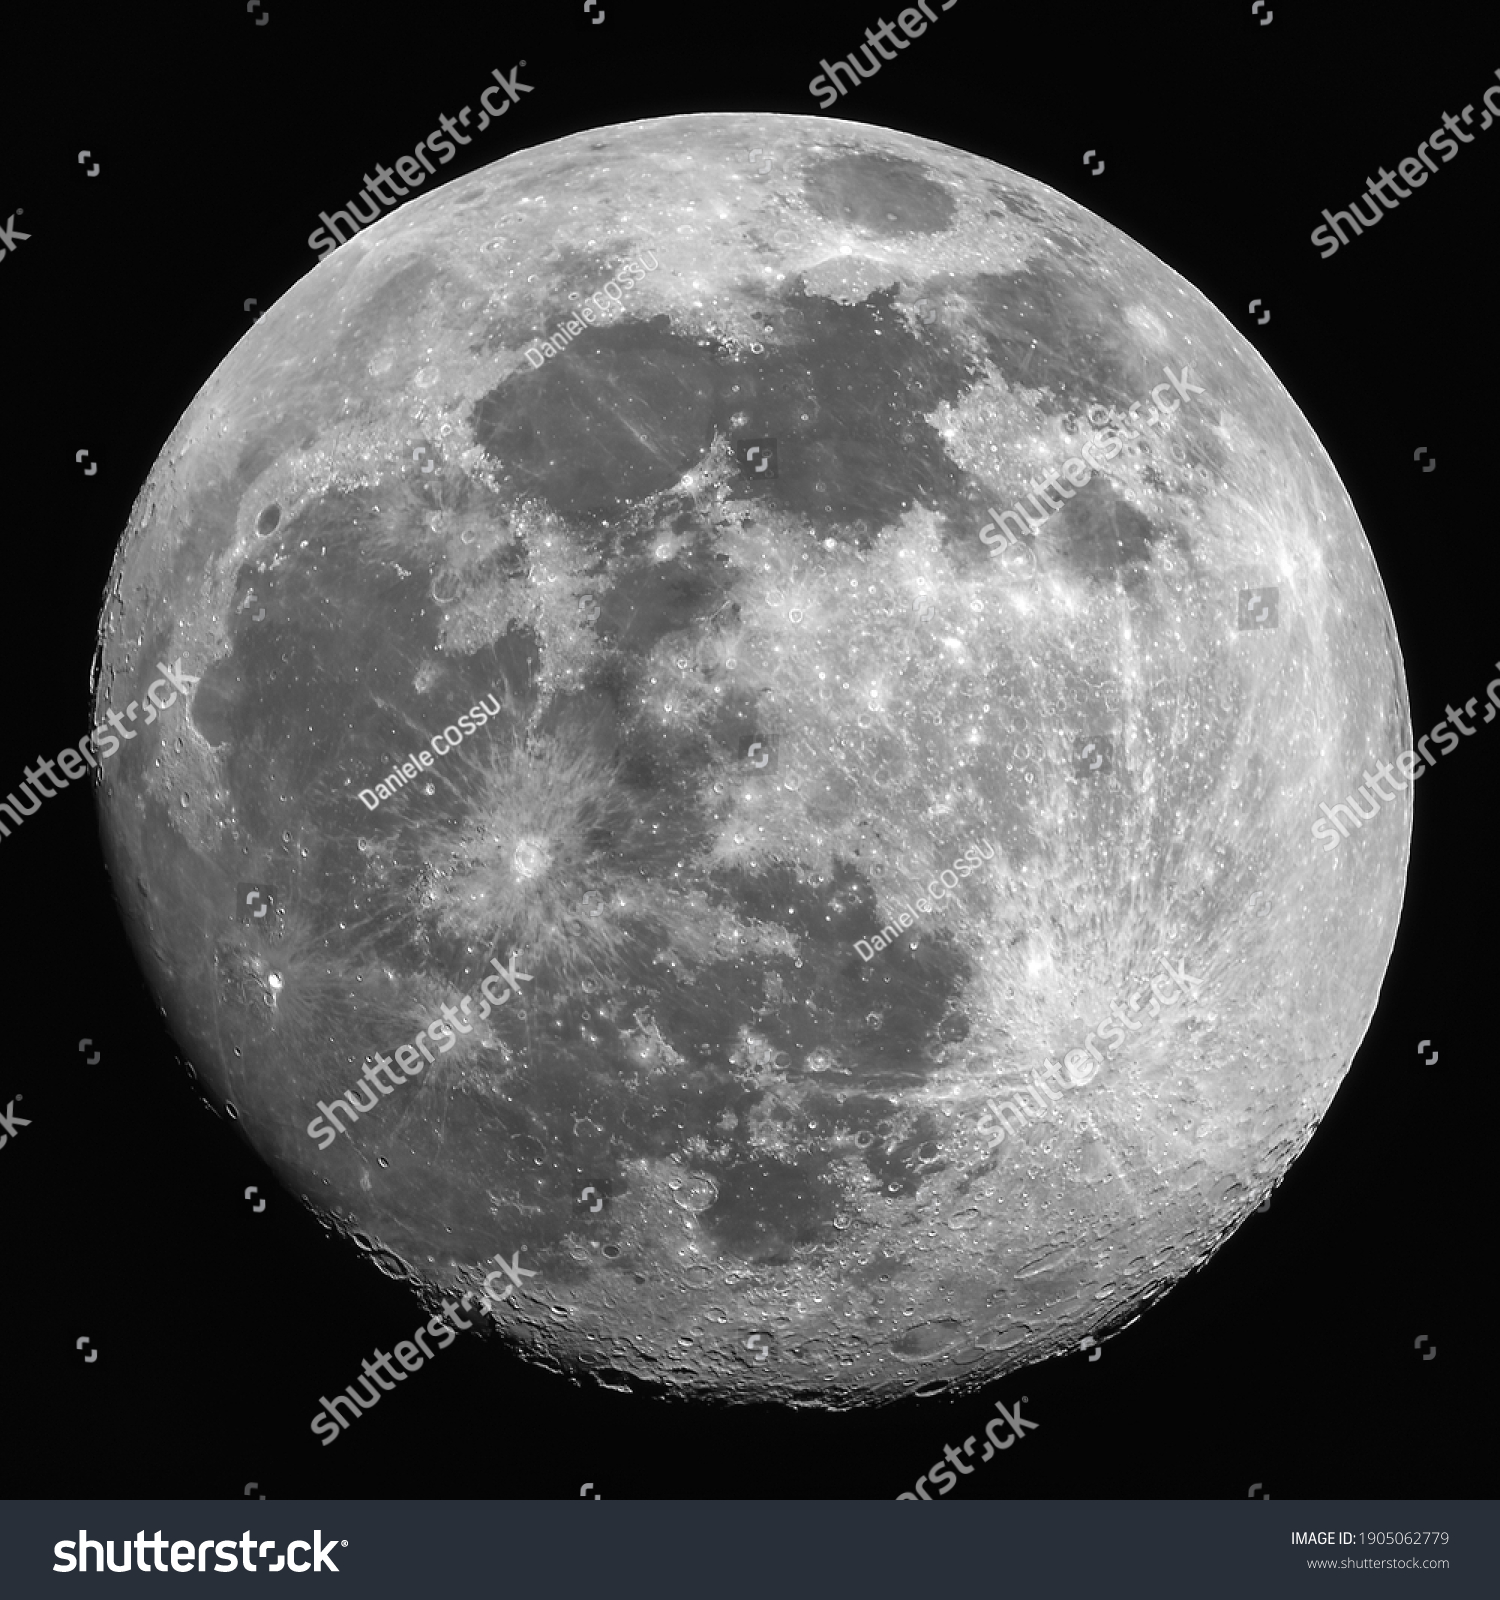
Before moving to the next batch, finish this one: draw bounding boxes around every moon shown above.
[92,113,1409,1407]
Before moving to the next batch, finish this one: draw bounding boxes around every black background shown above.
[0,0,1491,1502]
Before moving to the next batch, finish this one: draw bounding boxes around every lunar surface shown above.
[92,114,1409,1407]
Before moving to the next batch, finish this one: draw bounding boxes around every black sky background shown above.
[0,0,1491,1501]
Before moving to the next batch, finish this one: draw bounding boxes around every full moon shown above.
[92,114,1409,1407]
